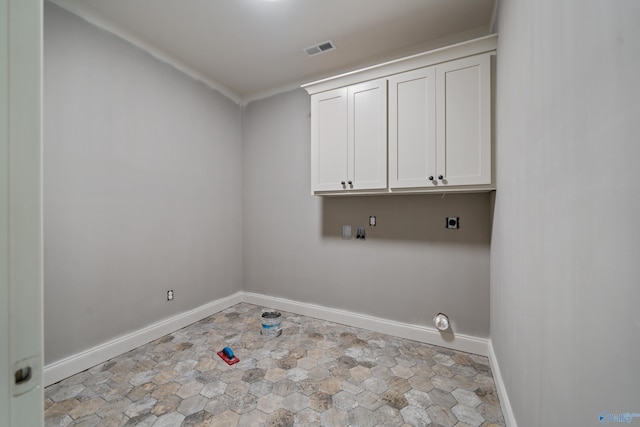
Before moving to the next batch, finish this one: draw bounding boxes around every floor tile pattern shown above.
[45,303,505,426]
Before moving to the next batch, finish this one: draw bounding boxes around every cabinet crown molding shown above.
[302,34,497,95]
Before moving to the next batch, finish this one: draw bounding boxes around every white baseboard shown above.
[44,290,491,386]
[488,340,517,427]
[243,292,489,356]
[43,292,243,386]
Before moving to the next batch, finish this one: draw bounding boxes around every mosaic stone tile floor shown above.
[44,303,505,427]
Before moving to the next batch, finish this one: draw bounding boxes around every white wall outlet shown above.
[369,216,376,226]
[167,290,174,301]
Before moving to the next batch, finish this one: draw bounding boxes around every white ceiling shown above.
[50,0,496,104]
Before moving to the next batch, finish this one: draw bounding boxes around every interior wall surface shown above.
[43,2,243,365]
[243,89,492,339]
[491,0,640,425]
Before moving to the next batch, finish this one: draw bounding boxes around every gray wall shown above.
[243,89,492,338]
[44,3,243,365]
[491,1,640,425]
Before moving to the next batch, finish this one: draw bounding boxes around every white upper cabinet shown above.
[435,54,491,187]
[310,79,387,193]
[310,87,348,192]
[388,67,437,189]
[389,53,491,190]
[304,35,496,195]
[348,79,387,191]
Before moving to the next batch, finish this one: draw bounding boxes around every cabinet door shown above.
[310,87,348,192]
[388,67,436,189]
[436,54,491,186]
[348,79,387,190]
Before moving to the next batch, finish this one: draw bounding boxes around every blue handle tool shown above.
[222,347,234,359]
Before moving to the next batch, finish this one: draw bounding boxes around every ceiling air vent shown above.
[304,40,336,57]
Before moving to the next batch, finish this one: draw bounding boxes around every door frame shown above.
[0,0,44,425]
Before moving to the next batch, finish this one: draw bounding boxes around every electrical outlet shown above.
[167,290,174,301]
[342,225,352,239]
[369,216,376,226]
[446,217,459,229]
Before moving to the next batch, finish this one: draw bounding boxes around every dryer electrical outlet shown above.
[446,217,459,229]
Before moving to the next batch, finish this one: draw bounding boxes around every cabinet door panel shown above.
[436,54,491,186]
[349,79,387,190]
[311,88,348,192]
[388,68,436,188]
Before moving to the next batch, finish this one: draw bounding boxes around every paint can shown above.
[261,310,282,337]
